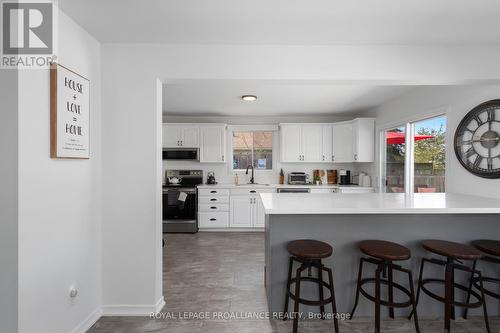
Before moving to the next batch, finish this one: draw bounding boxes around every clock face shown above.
[454,100,500,178]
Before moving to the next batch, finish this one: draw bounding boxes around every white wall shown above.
[369,85,500,199]
[17,9,102,333]
[101,43,500,312]
[0,68,18,333]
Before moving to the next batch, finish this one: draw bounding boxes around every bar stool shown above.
[283,239,339,333]
[464,240,500,319]
[413,240,490,333]
[351,240,420,333]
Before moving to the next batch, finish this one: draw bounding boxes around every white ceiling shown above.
[163,81,414,116]
[59,0,500,45]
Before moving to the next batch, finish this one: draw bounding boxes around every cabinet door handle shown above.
[210,198,217,201]
[210,206,217,209]
[332,155,335,161]
[222,155,224,161]
[354,154,358,161]
[322,155,325,161]
[250,190,257,193]
[210,218,217,221]
[210,190,217,193]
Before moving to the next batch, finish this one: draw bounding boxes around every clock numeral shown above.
[487,157,493,170]
[473,155,483,168]
[465,147,476,159]
[473,115,484,126]
[487,109,496,122]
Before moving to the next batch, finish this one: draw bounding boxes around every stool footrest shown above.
[287,276,334,306]
[359,277,413,308]
[420,278,483,309]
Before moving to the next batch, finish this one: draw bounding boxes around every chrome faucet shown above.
[245,165,255,184]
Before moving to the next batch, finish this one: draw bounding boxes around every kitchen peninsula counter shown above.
[262,192,500,317]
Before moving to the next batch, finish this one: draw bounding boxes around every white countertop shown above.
[196,183,374,190]
[260,192,500,215]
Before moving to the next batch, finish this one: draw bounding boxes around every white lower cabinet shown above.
[229,196,254,227]
[198,188,229,229]
[198,212,229,228]
[198,187,269,229]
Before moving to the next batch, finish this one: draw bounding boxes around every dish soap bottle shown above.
[234,173,239,185]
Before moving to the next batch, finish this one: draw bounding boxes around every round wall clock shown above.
[454,99,500,178]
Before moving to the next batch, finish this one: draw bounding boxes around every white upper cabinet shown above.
[322,125,333,162]
[280,124,302,162]
[332,122,354,163]
[301,125,323,162]
[179,125,199,147]
[162,124,199,148]
[162,124,180,147]
[352,118,375,162]
[200,124,226,163]
[280,124,324,163]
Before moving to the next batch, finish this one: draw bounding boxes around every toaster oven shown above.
[287,172,310,185]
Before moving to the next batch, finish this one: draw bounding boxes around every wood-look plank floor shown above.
[88,232,499,333]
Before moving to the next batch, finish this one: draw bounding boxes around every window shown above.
[381,115,446,194]
[413,116,446,193]
[232,131,273,170]
[384,126,406,193]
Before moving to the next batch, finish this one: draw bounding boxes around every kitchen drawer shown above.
[230,188,276,196]
[198,188,230,196]
[198,212,229,228]
[199,196,229,204]
[199,203,229,212]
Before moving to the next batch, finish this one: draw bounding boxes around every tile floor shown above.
[88,232,499,333]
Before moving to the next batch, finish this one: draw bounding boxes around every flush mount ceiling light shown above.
[241,95,257,102]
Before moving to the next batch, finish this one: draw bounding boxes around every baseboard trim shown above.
[71,307,102,333]
[102,296,165,316]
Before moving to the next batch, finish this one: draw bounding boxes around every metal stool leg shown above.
[477,271,491,333]
[283,256,294,320]
[407,269,421,333]
[444,259,453,333]
[388,262,395,319]
[450,261,456,320]
[326,266,340,333]
[409,258,426,320]
[293,264,304,333]
[463,259,477,319]
[318,260,325,319]
[350,258,365,318]
[375,264,382,333]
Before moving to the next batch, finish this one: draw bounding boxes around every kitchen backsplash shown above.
[163,160,374,186]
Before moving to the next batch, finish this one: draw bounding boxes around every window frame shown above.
[378,111,447,194]
[228,125,278,173]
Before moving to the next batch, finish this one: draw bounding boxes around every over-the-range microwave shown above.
[162,148,199,161]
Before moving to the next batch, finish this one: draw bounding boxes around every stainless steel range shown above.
[163,170,203,233]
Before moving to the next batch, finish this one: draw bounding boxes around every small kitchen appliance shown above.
[339,169,351,185]
[287,172,311,185]
[206,171,217,185]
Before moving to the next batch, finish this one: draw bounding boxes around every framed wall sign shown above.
[50,63,90,159]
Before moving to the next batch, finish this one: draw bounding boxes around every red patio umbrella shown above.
[386,132,434,144]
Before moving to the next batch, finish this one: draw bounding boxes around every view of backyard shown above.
[385,116,446,193]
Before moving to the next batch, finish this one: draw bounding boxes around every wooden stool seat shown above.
[359,240,411,261]
[422,240,481,260]
[472,240,500,257]
[287,239,333,259]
